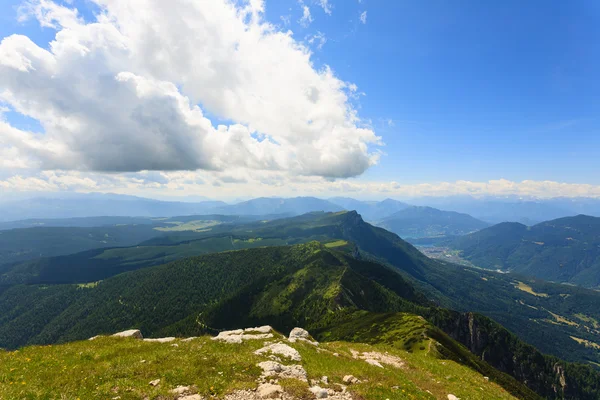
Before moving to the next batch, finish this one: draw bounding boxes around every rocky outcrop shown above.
[350,350,404,369]
[288,327,318,346]
[255,343,302,362]
[256,383,283,398]
[257,361,308,382]
[112,329,143,339]
[289,327,310,341]
[144,337,175,343]
[212,326,276,344]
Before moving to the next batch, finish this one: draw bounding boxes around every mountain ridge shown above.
[375,205,489,239]
[451,214,600,287]
[3,211,600,368]
[0,241,598,398]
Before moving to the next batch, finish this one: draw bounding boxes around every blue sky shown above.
[265,0,600,184]
[1,0,599,199]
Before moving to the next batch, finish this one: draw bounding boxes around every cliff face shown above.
[430,310,595,400]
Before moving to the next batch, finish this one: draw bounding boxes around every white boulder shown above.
[309,386,328,398]
[257,383,283,398]
[213,328,274,343]
[112,329,143,339]
[288,327,318,345]
[255,343,302,361]
[244,326,273,334]
[171,386,191,395]
[342,375,360,384]
[257,361,308,382]
[143,337,175,343]
[289,327,310,341]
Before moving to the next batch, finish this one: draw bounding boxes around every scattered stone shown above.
[181,337,198,342]
[171,386,191,395]
[256,383,283,398]
[309,386,328,398]
[112,329,143,339]
[143,337,175,343]
[447,395,460,400]
[255,343,302,361]
[140,360,146,363]
[321,376,328,384]
[179,395,203,400]
[171,343,179,347]
[289,327,310,341]
[88,335,101,341]
[364,359,383,368]
[212,330,243,344]
[288,327,319,345]
[257,361,308,382]
[245,326,273,334]
[223,390,256,399]
[244,333,274,340]
[149,379,160,387]
[342,375,360,384]
[351,350,404,369]
[483,376,489,381]
[213,328,274,343]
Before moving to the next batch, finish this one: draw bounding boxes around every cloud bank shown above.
[2,172,600,200]
[0,0,380,178]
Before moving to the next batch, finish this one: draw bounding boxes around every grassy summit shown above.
[0,326,520,400]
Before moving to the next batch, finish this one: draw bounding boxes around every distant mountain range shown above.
[408,196,600,225]
[375,206,489,239]
[3,193,600,227]
[0,193,228,222]
[213,196,343,216]
[328,197,410,221]
[451,214,600,288]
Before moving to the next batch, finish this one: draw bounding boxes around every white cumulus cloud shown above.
[298,3,313,27]
[318,0,332,15]
[359,10,367,24]
[307,31,327,50]
[0,0,380,178]
[2,171,600,200]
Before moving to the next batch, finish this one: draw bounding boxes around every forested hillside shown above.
[0,215,261,268]
[3,211,600,369]
[451,215,600,287]
[0,225,164,266]
[1,243,599,399]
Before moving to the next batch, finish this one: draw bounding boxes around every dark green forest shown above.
[0,243,598,399]
[2,211,600,399]
[2,211,600,367]
[451,214,600,287]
